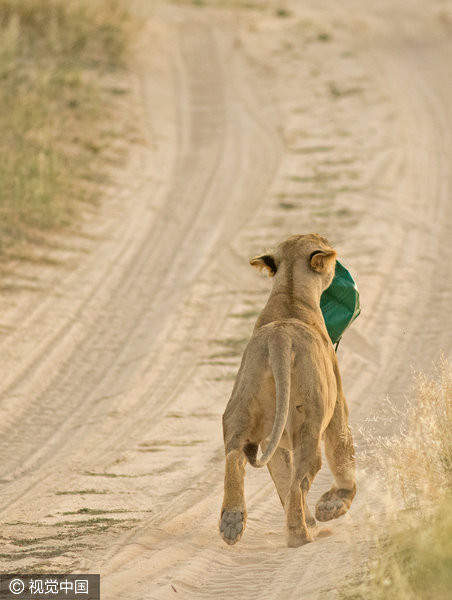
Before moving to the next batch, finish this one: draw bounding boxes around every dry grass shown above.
[0,0,132,254]
[369,358,451,510]
[341,358,452,599]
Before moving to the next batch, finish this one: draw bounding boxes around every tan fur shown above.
[219,234,356,548]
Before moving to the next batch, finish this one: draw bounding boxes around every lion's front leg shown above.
[316,397,356,522]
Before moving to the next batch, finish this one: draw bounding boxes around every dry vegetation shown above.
[0,0,132,255]
[342,359,452,599]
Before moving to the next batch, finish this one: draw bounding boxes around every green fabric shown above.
[320,260,361,345]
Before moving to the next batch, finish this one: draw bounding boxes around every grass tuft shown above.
[275,9,291,18]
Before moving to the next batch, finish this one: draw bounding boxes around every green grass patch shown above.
[230,309,260,319]
[275,8,291,18]
[54,517,138,526]
[278,201,297,210]
[0,544,87,560]
[319,157,355,166]
[288,171,340,183]
[292,145,334,154]
[171,0,265,9]
[0,0,132,254]
[83,470,156,478]
[62,507,133,515]
[317,32,332,42]
[276,192,335,200]
[328,81,363,99]
[55,489,108,496]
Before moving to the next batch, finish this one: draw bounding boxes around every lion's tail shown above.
[245,330,292,468]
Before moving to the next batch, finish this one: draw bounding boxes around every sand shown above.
[1,0,451,598]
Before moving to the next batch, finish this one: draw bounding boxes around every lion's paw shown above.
[219,510,245,545]
[315,489,352,522]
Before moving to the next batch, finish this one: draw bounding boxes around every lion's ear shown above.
[250,254,277,276]
[309,249,336,273]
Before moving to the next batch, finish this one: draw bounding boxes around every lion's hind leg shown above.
[220,447,247,545]
[264,443,291,503]
[264,443,317,528]
[285,427,322,548]
[315,399,356,522]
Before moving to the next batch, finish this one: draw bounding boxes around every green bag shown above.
[320,260,361,346]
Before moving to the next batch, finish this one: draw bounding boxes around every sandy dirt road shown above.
[1,0,451,598]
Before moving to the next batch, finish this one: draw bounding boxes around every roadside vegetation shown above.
[341,358,452,599]
[0,0,132,255]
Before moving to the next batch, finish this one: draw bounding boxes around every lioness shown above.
[220,234,356,548]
